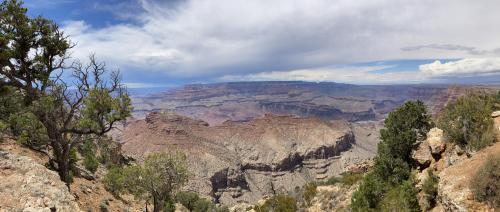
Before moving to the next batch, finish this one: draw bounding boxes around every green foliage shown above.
[323,172,364,186]
[82,140,99,173]
[339,172,364,186]
[379,178,420,212]
[103,165,126,197]
[0,87,23,140]
[175,191,200,210]
[302,182,317,206]
[1,0,132,185]
[255,195,298,212]
[379,100,433,163]
[351,173,386,211]
[422,170,438,198]
[103,152,189,212]
[437,92,498,150]
[471,155,500,208]
[325,176,340,185]
[352,101,432,211]
[8,111,48,148]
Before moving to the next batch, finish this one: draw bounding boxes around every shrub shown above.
[437,92,497,150]
[422,170,439,210]
[325,176,341,185]
[339,172,364,186]
[302,182,317,206]
[351,173,386,211]
[255,195,298,212]
[175,191,200,211]
[103,166,126,197]
[471,155,500,208]
[379,178,420,212]
[175,191,228,212]
[352,101,432,211]
[8,112,48,149]
[324,172,364,186]
[82,141,99,173]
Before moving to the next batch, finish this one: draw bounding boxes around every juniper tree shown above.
[0,0,131,186]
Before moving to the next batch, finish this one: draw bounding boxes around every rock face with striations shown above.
[121,111,358,205]
[0,151,81,212]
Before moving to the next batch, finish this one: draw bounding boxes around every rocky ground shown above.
[0,140,144,212]
[0,151,81,212]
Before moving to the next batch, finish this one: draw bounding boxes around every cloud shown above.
[219,65,429,84]
[401,44,496,56]
[61,0,500,83]
[419,58,500,76]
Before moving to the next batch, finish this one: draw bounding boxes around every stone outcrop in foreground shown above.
[413,120,500,211]
[121,112,367,206]
[0,151,81,212]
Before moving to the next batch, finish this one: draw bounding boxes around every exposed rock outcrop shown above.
[0,151,81,212]
[412,116,500,212]
[427,128,447,156]
[121,112,362,206]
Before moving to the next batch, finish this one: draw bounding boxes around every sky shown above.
[24,0,500,87]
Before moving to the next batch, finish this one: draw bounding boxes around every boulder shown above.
[427,128,447,155]
[412,141,432,169]
[0,151,81,212]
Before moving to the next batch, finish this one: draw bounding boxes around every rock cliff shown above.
[0,151,81,212]
[121,111,369,206]
[412,112,500,212]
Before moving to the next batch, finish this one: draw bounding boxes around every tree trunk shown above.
[153,196,165,212]
[57,157,71,189]
[53,140,72,190]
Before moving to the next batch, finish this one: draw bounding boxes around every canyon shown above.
[119,81,487,206]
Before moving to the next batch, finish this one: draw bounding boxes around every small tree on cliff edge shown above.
[104,152,189,212]
[0,0,131,186]
[351,100,433,211]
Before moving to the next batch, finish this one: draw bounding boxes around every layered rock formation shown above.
[132,81,477,125]
[121,111,371,205]
[0,151,81,212]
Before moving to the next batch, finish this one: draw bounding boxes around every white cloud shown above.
[219,65,429,85]
[62,0,500,82]
[419,58,500,76]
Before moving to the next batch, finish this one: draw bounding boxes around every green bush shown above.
[352,101,432,211]
[175,191,200,210]
[325,176,341,185]
[82,141,99,173]
[255,195,298,212]
[351,173,386,211]
[471,155,500,208]
[324,172,364,186]
[103,166,125,197]
[175,191,228,212]
[302,182,317,206]
[8,112,48,149]
[340,172,364,186]
[379,178,420,212]
[422,170,439,210]
[437,92,498,150]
